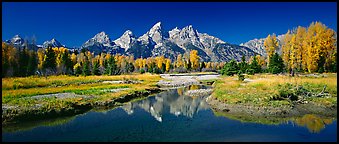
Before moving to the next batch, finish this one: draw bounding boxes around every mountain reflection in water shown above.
[121,86,210,122]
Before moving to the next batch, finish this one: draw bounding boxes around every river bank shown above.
[206,73,337,124]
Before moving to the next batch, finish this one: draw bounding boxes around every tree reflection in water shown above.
[292,114,335,133]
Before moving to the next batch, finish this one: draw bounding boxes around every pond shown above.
[2,85,337,142]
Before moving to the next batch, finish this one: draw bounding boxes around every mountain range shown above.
[5,22,281,62]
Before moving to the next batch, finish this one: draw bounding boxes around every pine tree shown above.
[43,46,57,74]
[268,53,284,74]
[27,50,38,76]
[238,54,248,73]
[250,55,261,73]
[92,60,100,75]
[221,59,239,76]
[106,55,117,75]
[73,62,82,76]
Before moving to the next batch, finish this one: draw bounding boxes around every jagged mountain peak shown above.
[181,24,199,37]
[169,27,181,38]
[13,34,22,39]
[138,21,168,46]
[80,22,258,62]
[154,21,162,27]
[43,38,63,48]
[182,25,196,31]
[93,31,110,40]
[113,30,137,51]
[82,31,113,47]
[122,30,135,37]
[148,21,166,37]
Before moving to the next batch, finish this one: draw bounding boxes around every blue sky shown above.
[2,2,337,48]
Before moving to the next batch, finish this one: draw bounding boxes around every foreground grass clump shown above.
[212,73,337,107]
[2,73,162,124]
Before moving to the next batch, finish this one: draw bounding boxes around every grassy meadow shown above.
[212,73,337,108]
[2,73,162,123]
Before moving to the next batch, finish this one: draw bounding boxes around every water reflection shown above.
[2,115,76,133]
[291,114,335,133]
[121,85,210,122]
[214,110,336,134]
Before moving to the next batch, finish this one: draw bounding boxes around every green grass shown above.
[212,73,337,107]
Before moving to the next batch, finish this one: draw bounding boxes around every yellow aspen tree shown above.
[105,53,111,62]
[323,28,336,72]
[93,55,100,66]
[206,62,211,69]
[146,57,152,69]
[189,50,199,70]
[37,48,45,70]
[156,56,165,70]
[134,58,140,69]
[71,53,77,65]
[264,34,279,66]
[282,30,292,71]
[176,54,183,68]
[218,62,225,70]
[165,59,171,72]
[295,26,307,71]
[289,34,297,71]
[142,59,146,69]
[85,51,93,63]
[99,53,106,67]
[255,55,266,67]
[78,52,86,64]
[304,22,319,72]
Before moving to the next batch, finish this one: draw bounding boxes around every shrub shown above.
[140,68,145,74]
[246,69,255,75]
[238,74,245,81]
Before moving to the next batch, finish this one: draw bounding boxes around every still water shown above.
[2,85,337,142]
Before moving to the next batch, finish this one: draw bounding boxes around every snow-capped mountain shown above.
[138,22,168,48]
[113,30,137,51]
[10,35,25,46]
[81,22,258,62]
[240,34,285,56]
[82,31,114,48]
[4,35,39,51]
[81,31,123,54]
[43,38,64,48]
[169,25,204,49]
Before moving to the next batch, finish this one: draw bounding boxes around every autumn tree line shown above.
[221,21,336,78]
[2,44,225,77]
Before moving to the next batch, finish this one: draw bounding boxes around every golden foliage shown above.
[189,50,200,70]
